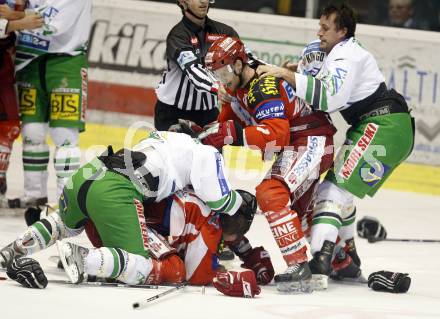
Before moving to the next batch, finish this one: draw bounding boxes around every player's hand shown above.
[212,270,261,298]
[241,246,274,285]
[198,120,243,149]
[6,257,48,289]
[217,84,233,108]
[0,4,14,19]
[19,13,44,30]
[256,64,290,79]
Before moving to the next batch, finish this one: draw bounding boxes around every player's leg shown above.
[49,127,81,198]
[14,57,50,208]
[256,177,311,292]
[0,49,20,205]
[74,171,184,285]
[46,54,86,199]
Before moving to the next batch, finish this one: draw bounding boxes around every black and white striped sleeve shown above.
[167,33,218,93]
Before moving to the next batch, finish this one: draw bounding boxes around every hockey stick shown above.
[367,237,440,243]
[49,279,159,289]
[133,281,188,309]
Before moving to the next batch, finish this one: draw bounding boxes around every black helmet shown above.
[220,189,257,237]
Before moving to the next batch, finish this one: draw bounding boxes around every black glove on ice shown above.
[6,257,48,289]
[368,271,411,293]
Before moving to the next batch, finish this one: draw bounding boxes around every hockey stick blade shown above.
[367,237,440,243]
[133,281,188,309]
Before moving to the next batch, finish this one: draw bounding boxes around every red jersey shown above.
[218,75,335,151]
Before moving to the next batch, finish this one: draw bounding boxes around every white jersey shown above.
[15,0,91,70]
[132,131,242,215]
[295,37,385,113]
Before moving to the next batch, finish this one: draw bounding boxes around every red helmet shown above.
[205,36,248,71]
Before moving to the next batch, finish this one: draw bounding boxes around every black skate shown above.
[57,241,89,284]
[274,261,313,293]
[330,247,367,283]
[344,237,361,266]
[309,240,336,290]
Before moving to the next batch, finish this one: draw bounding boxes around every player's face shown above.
[212,64,240,91]
[185,0,210,18]
[317,13,347,54]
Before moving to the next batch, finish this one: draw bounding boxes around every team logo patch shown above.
[206,33,226,42]
[254,100,285,121]
[359,160,390,187]
[19,87,37,115]
[338,123,379,180]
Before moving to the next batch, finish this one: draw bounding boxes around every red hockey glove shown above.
[241,246,274,285]
[198,120,244,149]
[212,270,261,298]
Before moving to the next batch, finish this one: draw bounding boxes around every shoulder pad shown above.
[247,76,282,109]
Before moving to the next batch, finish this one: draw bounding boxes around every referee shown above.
[154,0,239,130]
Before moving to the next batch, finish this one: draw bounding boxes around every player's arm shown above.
[294,57,356,113]
[0,4,25,20]
[168,31,219,93]
[4,13,43,33]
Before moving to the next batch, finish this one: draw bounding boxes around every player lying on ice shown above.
[0,189,269,298]
[171,36,364,291]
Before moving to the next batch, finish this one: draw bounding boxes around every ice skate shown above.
[330,247,367,284]
[57,240,89,284]
[274,261,313,293]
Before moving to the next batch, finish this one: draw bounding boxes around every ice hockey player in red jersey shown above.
[179,36,337,292]
[0,189,269,298]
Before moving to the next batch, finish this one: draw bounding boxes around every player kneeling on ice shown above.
[0,189,270,297]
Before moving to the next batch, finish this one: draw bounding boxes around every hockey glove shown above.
[368,271,411,293]
[6,257,48,289]
[241,247,274,285]
[357,216,387,242]
[198,120,244,149]
[212,270,261,298]
[168,119,203,138]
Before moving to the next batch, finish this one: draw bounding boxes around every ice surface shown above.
[1,143,439,319]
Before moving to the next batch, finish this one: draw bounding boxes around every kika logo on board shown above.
[88,20,167,74]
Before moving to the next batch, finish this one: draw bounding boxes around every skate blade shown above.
[56,240,82,284]
[330,272,368,284]
[276,279,314,294]
[311,274,328,290]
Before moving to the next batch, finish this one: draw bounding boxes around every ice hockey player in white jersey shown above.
[257,3,414,281]
[6,0,91,215]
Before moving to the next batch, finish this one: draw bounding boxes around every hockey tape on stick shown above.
[367,237,440,243]
[133,281,188,309]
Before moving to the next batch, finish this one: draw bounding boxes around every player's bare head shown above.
[318,3,356,53]
[177,0,214,20]
[205,36,248,91]
[220,190,257,242]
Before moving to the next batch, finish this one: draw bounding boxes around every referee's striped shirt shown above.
[156,16,239,111]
